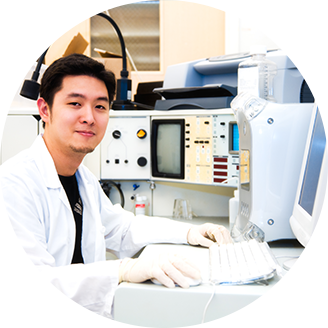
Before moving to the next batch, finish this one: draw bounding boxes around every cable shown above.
[202,283,219,324]
[105,9,141,80]
[97,12,128,77]
[201,283,268,325]
[100,180,125,208]
[97,11,153,110]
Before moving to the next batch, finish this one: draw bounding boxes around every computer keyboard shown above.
[209,239,279,285]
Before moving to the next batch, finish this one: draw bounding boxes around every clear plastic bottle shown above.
[238,45,277,102]
[229,189,239,232]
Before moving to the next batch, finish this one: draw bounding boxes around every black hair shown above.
[40,53,116,108]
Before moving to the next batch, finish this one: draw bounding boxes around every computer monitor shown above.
[290,106,327,247]
[151,119,185,179]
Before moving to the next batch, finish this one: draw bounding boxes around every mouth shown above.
[76,130,96,137]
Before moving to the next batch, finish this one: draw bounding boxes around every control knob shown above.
[112,130,121,139]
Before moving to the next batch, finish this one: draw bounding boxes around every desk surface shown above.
[113,218,304,327]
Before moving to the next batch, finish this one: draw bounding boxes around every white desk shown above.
[113,218,304,327]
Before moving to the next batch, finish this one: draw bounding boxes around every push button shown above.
[137,157,147,167]
[137,129,147,139]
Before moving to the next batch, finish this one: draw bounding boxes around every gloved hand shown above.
[119,253,201,288]
[187,223,232,247]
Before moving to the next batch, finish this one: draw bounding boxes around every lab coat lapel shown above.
[32,135,72,210]
[76,168,106,263]
[30,135,76,264]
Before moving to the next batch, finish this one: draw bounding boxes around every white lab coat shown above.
[0,135,193,318]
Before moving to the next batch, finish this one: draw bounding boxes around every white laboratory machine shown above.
[90,109,239,188]
[158,48,318,243]
[230,92,323,242]
[159,49,313,105]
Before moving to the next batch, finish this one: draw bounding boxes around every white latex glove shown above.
[187,223,232,247]
[119,253,201,288]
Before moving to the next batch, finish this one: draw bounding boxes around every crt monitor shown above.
[290,106,327,247]
[151,119,185,179]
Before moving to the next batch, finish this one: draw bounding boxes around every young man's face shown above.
[39,75,110,158]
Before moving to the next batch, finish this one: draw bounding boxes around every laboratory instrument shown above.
[159,49,312,105]
[82,109,240,188]
[238,45,277,102]
[231,93,315,242]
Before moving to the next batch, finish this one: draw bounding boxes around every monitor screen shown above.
[298,109,326,216]
[151,119,185,179]
[229,122,239,153]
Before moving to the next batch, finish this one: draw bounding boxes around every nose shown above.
[80,106,95,125]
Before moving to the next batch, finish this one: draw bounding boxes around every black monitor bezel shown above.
[151,119,185,179]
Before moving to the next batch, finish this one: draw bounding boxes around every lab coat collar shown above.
[31,135,61,189]
[31,135,72,212]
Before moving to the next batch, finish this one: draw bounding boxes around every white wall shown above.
[225,12,328,54]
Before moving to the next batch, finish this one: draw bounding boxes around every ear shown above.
[37,98,50,124]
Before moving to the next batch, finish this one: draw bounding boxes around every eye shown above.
[96,104,108,111]
[69,102,81,107]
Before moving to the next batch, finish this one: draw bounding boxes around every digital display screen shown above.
[299,109,326,216]
[151,119,185,179]
[229,122,239,153]
[156,124,181,174]
[232,123,239,151]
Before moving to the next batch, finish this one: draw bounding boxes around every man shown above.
[0,54,231,318]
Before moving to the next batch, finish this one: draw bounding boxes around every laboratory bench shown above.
[0,217,328,328]
[112,217,304,327]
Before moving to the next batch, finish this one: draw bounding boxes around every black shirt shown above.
[59,174,84,264]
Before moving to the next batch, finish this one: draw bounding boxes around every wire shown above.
[202,283,219,324]
[100,180,125,208]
